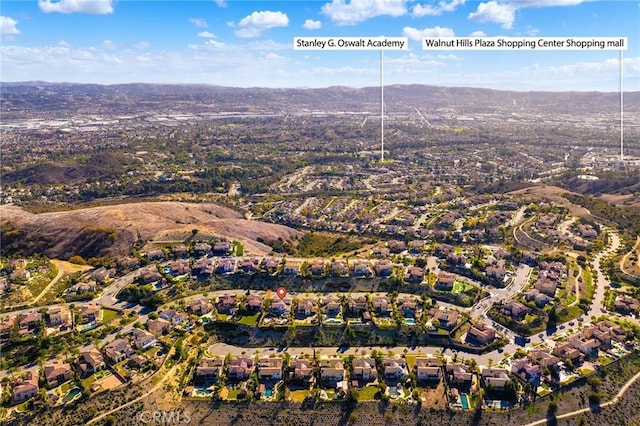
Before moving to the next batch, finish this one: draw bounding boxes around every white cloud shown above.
[402,26,455,41]
[468,1,515,29]
[0,16,20,35]
[469,30,487,37]
[189,18,208,28]
[321,0,407,25]
[198,31,217,39]
[134,41,150,50]
[412,0,465,17]
[214,0,227,7]
[233,11,289,38]
[38,0,114,15]
[303,19,322,30]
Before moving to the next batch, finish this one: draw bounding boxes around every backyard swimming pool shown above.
[61,388,82,404]
[460,393,470,409]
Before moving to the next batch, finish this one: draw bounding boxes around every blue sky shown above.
[1,0,638,90]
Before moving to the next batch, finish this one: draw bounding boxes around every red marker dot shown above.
[276,287,287,300]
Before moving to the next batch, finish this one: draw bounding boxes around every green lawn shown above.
[238,313,260,326]
[226,388,244,400]
[452,281,473,294]
[357,385,380,401]
[102,308,120,324]
[405,355,417,371]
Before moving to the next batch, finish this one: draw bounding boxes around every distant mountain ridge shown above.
[1,82,637,117]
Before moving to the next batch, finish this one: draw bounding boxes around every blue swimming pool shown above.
[404,318,416,325]
[460,393,469,409]
[265,389,273,397]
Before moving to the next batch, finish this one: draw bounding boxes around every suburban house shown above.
[213,241,232,256]
[139,266,163,284]
[189,297,214,316]
[168,259,190,276]
[435,272,456,291]
[130,329,157,350]
[11,370,39,404]
[446,363,473,386]
[216,259,236,275]
[374,261,394,278]
[523,289,553,307]
[227,357,254,381]
[289,359,314,386]
[78,348,106,376]
[415,357,441,382]
[192,258,214,277]
[351,357,377,384]
[352,262,372,277]
[466,322,496,345]
[44,360,72,388]
[77,304,101,324]
[104,338,134,363]
[528,349,561,370]
[480,367,510,391]
[614,295,640,315]
[147,318,172,336]
[500,300,531,321]
[257,357,283,380]
[261,258,279,274]
[246,294,264,313]
[372,296,391,316]
[347,296,368,317]
[239,258,260,274]
[296,298,318,318]
[322,297,342,318]
[552,341,584,364]
[90,267,110,283]
[193,243,212,257]
[320,359,345,384]
[46,306,72,328]
[216,294,238,315]
[309,263,325,277]
[382,357,408,380]
[397,296,420,318]
[269,299,290,317]
[19,311,42,330]
[511,358,542,384]
[404,266,425,283]
[171,244,189,259]
[145,249,165,261]
[195,357,223,382]
[330,261,349,277]
[428,308,459,330]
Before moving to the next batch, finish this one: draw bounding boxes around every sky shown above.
[1,0,639,91]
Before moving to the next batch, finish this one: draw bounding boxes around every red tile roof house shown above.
[415,357,441,382]
[466,322,496,345]
[351,357,377,384]
[147,318,172,336]
[296,299,319,318]
[189,297,214,315]
[257,357,283,380]
[289,359,314,387]
[104,338,134,364]
[480,367,510,391]
[227,357,254,381]
[195,357,223,382]
[77,304,101,324]
[428,308,459,330]
[382,357,408,380]
[435,272,455,291]
[78,348,106,376]
[11,370,39,404]
[246,294,264,312]
[44,360,72,388]
[217,294,238,315]
[320,359,345,385]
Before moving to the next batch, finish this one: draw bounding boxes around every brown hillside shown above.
[0,202,301,259]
